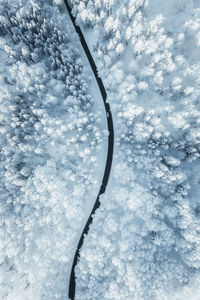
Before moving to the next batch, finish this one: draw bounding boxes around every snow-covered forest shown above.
[0,0,107,299]
[1,0,200,299]
[69,0,200,299]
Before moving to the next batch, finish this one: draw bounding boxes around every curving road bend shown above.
[64,1,114,300]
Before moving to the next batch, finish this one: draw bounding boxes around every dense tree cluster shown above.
[69,0,147,64]
[0,1,107,299]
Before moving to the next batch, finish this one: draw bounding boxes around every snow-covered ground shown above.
[0,1,107,299]
[69,0,200,299]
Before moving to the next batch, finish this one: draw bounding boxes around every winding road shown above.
[64,1,114,300]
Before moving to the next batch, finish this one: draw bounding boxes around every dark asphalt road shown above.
[64,1,114,299]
